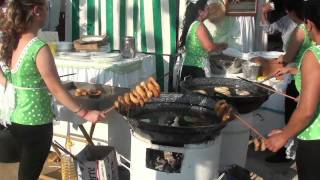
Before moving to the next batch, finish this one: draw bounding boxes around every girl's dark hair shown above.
[179,0,208,48]
[304,0,320,30]
[0,0,44,66]
[0,0,5,6]
[283,0,304,20]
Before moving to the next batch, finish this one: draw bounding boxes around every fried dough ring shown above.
[124,93,133,106]
[253,138,260,151]
[140,82,153,98]
[135,86,148,101]
[148,77,161,91]
[129,92,140,105]
[222,107,234,122]
[117,96,125,105]
[217,103,228,118]
[214,100,227,113]
[260,139,266,151]
[132,90,145,106]
[114,100,120,110]
[147,82,160,97]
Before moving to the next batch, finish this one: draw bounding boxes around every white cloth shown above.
[236,16,255,53]
[55,53,156,88]
[205,16,257,53]
[0,83,15,126]
[43,0,61,31]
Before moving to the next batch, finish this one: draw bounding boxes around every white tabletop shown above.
[55,53,156,88]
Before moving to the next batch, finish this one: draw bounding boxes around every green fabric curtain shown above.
[69,0,178,89]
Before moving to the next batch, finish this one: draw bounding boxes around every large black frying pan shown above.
[180,77,273,114]
[119,93,226,146]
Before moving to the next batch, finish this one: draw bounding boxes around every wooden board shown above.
[226,0,258,16]
[73,40,100,51]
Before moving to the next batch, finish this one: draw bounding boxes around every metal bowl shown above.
[209,54,245,75]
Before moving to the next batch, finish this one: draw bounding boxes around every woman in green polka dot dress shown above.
[0,0,106,179]
[179,0,227,80]
[265,1,320,179]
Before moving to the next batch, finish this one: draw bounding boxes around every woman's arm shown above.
[197,22,227,52]
[282,51,320,138]
[279,28,305,64]
[265,51,320,152]
[36,45,106,122]
[0,68,6,86]
[261,3,273,26]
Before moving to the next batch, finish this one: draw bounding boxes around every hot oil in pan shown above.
[135,110,213,127]
[194,86,260,97]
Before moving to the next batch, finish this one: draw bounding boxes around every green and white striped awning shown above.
[65,0,178,90]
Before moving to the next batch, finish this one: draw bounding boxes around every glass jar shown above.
[121,36,136,58]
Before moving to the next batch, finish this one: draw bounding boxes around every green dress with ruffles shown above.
[4,37,53,125]
[293,24,314,83]
[183,21,208,69]
[296,45,320,140]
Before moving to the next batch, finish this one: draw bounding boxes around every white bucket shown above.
[219,112,254,168]
[130,133,222,180]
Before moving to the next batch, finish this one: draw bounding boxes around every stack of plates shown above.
[57,52,91,60]
[91,52,122,63]
[56,41,73,52]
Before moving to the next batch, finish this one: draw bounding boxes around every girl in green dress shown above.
[179,0,227,80]
[0,0,106,179]
[265,0,313,163]
[265,0,320,179]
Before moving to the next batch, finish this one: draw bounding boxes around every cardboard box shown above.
[77,145,119,180]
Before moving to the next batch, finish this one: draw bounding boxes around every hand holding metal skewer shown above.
[233,113,266,141]
[214,100,266,140]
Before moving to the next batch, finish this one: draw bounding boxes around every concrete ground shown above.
[0,148,297,180]
[246,148,298,180]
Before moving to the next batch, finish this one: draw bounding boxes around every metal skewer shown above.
[102,72,170,114]
[59,73,77,78]
[52,141,86,166]
[89,123,96,139]
[233,113,266,140]
[237,76,297,101]
[91,73,170,139]
[78,125,95,146]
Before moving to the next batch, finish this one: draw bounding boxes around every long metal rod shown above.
[102,72,170,114]
[237,76,297,101]
[89,123,96,139]
[95,72,170,137]
[59,73,77,78]
[52,141,86,166]
[78,125,95,146]
[234,113,266,140]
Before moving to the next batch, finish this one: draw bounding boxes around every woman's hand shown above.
[0,68,7,87]
[272,67,297,77]
[262,3,274,14]
[265,129,289,152]
[78,110,107,123]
